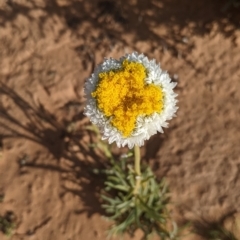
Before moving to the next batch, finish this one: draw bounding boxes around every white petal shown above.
[83,52,178,148]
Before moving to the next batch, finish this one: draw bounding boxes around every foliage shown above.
[87,124,179,239]
[0,211,15,237]
[191,220,238,240]
[87,124,239,240]
[101,156,179,240]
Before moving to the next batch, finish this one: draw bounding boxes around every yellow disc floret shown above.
[92,59,164,137]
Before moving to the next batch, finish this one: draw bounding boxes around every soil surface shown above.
[0,0,240,239]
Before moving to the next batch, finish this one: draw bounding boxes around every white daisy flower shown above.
[84,52,178,148]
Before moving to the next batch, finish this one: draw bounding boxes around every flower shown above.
[84,52,178,148]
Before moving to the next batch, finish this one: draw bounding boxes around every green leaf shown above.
[101,194,119,205]
[127,173,135,188]
[116,200,132,210]
[137,196,163,221]
[107,176,122,184]
[114,170,129,186]
[134,203,142,227]
[115,210,135,233]
[105,182,130,192]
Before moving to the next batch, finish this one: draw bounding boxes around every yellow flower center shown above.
[92,59,164,137]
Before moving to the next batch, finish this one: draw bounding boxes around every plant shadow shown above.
[192,220,238,240]
[0,81,109,218]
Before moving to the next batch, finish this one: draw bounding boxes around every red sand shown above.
[1,0,240,239]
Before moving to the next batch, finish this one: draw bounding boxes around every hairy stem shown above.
[134,145,141,195]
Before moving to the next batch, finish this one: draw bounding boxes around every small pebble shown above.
[173,74,179,80]
[20,159,26,165]
[182,37,189,43]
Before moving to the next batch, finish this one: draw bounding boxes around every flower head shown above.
[84,52,178,148]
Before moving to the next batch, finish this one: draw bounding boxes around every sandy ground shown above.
[0,0,240,239]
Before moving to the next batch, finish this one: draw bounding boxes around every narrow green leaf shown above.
[115,200,132,209]
[105,182,129,192]
[115,210,135,233]
[107,176,122,185]
[101,194,119,204]
[114,170,129,186]
[127,173,135,188]
[138,196,162,220]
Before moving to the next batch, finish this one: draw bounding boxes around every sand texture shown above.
[0,0,240,239]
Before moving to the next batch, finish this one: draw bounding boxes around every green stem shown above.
[134,145,141,195]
